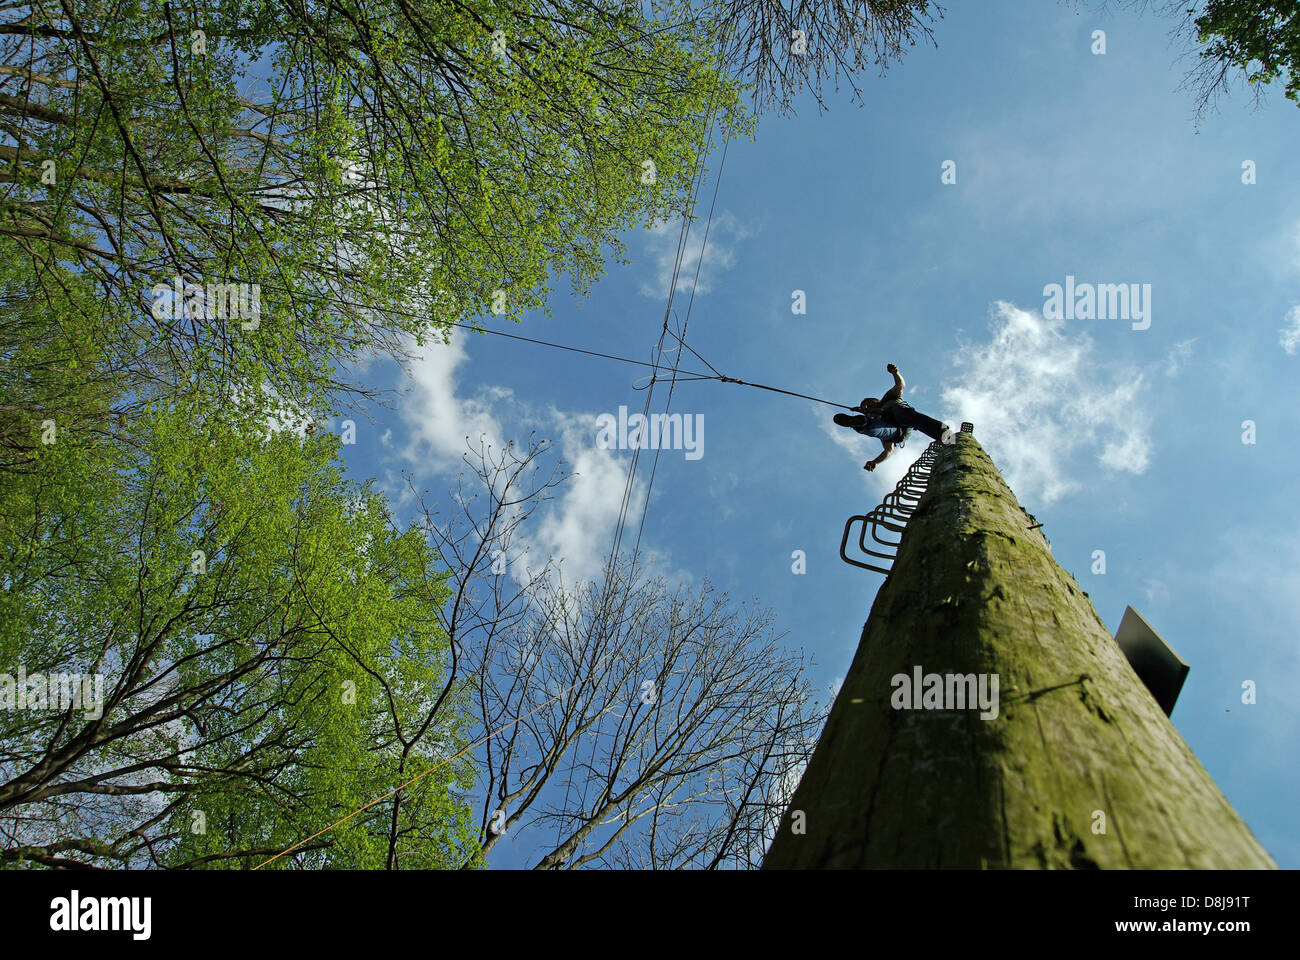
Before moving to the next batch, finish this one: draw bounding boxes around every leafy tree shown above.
[0,0,931,870]
[0,0,748,414]
[0,393,478,868]
[0,238,133,476]
[0,1,945,413]
[1192,0,1300,109]
[1084,1,1299,119]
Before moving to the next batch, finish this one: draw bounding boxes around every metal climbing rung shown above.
[839,440,942,573]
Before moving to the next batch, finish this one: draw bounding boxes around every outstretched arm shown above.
[881,363,905,404]
[864,441,895,471]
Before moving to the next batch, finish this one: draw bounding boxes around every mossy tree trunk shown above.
[763,434,1275,869]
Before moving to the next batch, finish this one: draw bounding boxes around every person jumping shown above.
[833,363,952,471]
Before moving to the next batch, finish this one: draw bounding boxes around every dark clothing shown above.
[880,400,947,443]
[836,400,947,448]
[857,412,910,447]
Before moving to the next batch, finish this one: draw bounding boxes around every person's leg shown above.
[890,405,948,441]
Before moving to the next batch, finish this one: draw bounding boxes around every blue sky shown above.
[331,0,1300,867]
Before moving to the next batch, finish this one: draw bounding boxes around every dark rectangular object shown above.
[1114,605,1188,716]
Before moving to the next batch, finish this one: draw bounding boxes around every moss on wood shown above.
[763,435,1275,869]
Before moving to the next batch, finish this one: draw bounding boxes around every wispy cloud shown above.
[953,110,1182,228]
[940,301,1151,506]
[1143,578,1171,609]
[708,470,740,520]
[1279,305,1300,355]
[532,409,647,585]
[399,333,507,469]
[396,336,656,587]
[638,211,751,300]
[815,404,924,493]
[1165,337,1198,376]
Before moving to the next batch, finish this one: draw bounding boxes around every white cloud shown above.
[952,108,1180,228]
[940,301,1151,506]
[396,337,658,588]
[1143,579,1170,609]
[816,404,925,494]
[1165,337,1197,376]
[708,470,740,519]
[1279,305,1300,355]
[532,410,647,585]
[1099,428,1151,475]
[399,333,507,468]
[638,211,751,300]
[818,409,869,460]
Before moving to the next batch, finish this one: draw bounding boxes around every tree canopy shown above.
[1,384,481,868]
[1193,0,1300,109]
[1,0,752,414]
[0,0,936,869]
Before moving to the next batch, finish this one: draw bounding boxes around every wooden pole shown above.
[763,432,1275,868]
